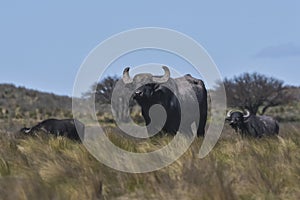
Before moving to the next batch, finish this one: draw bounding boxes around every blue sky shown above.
[0,1,299,96]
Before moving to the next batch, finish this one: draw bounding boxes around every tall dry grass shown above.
[0,122,299,199]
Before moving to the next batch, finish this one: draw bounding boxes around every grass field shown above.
[0,121,299,199]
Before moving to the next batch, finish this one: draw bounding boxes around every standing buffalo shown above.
[225,110,279,137]
[20,118,85,141]
[122,66,207,137]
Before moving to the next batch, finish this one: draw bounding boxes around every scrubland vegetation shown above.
[0,83,299,199]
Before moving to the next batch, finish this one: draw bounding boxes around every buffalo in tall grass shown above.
[20,118,84,141]
[226,110,279,137]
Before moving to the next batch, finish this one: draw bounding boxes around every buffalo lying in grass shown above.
[20,118,85,141]
[226,110,279,137]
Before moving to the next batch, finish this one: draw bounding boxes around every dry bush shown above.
[215,73,296,115]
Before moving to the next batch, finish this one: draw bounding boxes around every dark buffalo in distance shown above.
[20,119,85,141]
[225,110,279,137]
[122,66,208,137]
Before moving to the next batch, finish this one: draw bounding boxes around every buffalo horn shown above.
[226,110,233,118]
[243,109,250,118]
[122,67,132,84]
[152,66,170,83]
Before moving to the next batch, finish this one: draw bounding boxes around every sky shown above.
[0,1,299,96]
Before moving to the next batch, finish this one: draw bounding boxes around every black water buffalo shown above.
[122,66,207,137]
[20,119,85,141]
[225,110,279,137]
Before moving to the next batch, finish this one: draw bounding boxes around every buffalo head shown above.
[123,66,173,105]
[226,110,250,131]
[133,83,160,100]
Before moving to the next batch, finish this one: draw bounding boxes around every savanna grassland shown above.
[0,84,300,199]
[0,122,300,199]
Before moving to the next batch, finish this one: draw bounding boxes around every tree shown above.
[83,76,129,121]
[219,72,295,115]
[83,76,120,104]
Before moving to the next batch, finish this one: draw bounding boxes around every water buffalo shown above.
[20,118,85,141]
[122,66,207,137]
[225,110,279,137]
